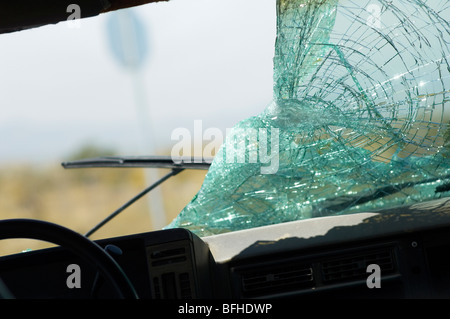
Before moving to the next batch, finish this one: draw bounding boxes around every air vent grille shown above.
[321,249,396,283]
[147,241,194,299]
[233,245,398,298]
[150,247,186,267]
[239,262,314,298]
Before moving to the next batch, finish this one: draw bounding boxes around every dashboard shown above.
[0,196,450,299]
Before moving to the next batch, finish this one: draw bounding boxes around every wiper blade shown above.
[61,156,212,170]
[322,174,450,214]
[61,156,212,238]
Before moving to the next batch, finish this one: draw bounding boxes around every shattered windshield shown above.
[166,0,450,237]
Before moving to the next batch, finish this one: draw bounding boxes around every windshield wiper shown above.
[321,174,450,214]
[61,156,211,237]
[61,155,212,170]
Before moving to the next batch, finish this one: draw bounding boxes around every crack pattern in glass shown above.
[166,0,450,237]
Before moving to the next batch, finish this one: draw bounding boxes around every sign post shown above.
[106,9,166,230]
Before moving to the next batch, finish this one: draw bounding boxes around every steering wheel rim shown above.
[0,219,139,299]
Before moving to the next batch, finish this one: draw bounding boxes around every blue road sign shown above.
[106,9,149,69]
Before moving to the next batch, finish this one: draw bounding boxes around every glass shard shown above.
[166,0,450,237]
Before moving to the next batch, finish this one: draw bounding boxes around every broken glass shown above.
[166,0,450,237]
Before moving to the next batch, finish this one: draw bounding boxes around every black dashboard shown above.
[1,196,450,299]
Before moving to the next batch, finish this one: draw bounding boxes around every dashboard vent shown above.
[152,272,192,299]
[232,245,398,298]
[237,262,314,298]
[321,248,396,284]
[147,242,194,299]
[150,247,187,267]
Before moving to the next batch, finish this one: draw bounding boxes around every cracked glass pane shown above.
[167,0,450,237]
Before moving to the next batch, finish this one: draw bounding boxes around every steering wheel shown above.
[0,219,139,299]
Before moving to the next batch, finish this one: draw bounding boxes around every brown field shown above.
[0,160,207,256]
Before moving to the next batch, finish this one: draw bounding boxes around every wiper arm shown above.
[61,156,212,238]
[84,168,182,238]
[61,155,212,170]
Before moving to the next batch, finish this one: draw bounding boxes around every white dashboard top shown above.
[202,197,450,263]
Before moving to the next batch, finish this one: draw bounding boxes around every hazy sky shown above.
[0,0,276,164]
